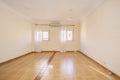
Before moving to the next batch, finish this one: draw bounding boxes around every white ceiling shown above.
[0,0,104,24]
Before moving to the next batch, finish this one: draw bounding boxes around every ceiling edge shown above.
[0,1,32,22]
[81,0,105,21]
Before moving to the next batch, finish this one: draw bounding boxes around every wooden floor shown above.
[0,51,120,80]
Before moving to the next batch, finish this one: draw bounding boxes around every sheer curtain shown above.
[34,26,42,52]
[34,25,74,52]
[60,26,74,52]
[60,26,66,52]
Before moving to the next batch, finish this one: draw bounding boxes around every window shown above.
[61,30,73,41]
[42,31,49,40]
[67,31,72,41]
[36,31,49,41]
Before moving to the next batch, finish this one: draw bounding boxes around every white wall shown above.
[80,0,120,76]
[0,6,34,63]
[34,25,80,51]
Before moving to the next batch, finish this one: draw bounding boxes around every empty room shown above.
[0,0,120,80]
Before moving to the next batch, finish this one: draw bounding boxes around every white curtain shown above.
[60,26,66,52]
[34,25,74,52]
[34,26,42,52]
[60,26,74,52]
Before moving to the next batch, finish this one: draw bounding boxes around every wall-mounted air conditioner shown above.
[49,21,61,27]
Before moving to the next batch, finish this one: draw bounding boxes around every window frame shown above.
[66,30,73,41]
[61,29,73,41]
[42,31,49,41]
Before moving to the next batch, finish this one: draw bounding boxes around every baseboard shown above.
[33,50,60,53]
[41,51,58,53]
[0,51,33,65]
[34,50,77,53]
[31,51,38,53]
[77,51,120,78]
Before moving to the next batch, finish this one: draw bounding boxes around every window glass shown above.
[42,31,49,40]
[61,30,73,41]
[67,31,72,40]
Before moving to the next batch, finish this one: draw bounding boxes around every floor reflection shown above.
[61,58,75,76]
